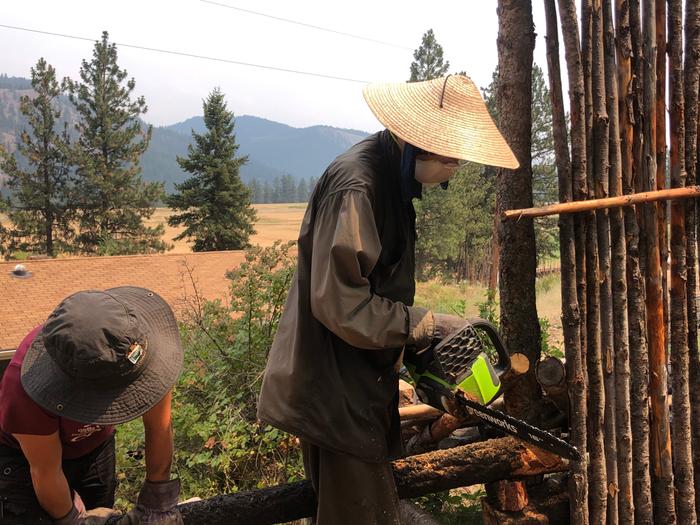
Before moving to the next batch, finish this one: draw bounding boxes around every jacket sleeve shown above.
[310,189,434,350]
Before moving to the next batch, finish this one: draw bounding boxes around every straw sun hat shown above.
[21,287,183,425]
[363,74,519,169]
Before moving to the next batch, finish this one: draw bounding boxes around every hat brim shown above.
[363,75,520,169]
[21,286,184,425]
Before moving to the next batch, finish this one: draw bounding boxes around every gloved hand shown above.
[107,480,183,525]
[407,310,466,352]
[432,313,467,342]
[53,504,121,525]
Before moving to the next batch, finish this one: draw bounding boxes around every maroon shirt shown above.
[0,326,115,460]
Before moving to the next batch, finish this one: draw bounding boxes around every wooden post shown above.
[656,0,669,358]
[554,0,590,521]
[683,0,700,516]
[643,0,676,520]
[604,0,634,522]
[582,1,609,521]
[668,1,697,521]
[617,0,654,521]
[592,4,619,521]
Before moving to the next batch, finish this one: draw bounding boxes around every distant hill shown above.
[0,78,370,192]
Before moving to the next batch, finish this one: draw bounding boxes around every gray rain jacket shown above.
[257,130,433,462]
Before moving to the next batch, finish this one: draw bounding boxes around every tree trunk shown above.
[683,0,700,516]
[668,1,697,522]
[603,1,633,522]
[177,437,569,525]
[496,0,541,426]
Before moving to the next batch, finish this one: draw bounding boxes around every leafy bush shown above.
[115,241,303,506]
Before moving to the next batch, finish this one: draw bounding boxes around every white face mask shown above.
[414,159,458,184]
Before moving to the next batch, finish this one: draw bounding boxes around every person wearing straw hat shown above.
[257,75,518,524]
[0,287,184,525]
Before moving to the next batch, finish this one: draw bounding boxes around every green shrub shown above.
[115,241,303,506]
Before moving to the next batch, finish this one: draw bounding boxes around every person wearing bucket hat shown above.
[0,287,184,525]
[257,74,518,524]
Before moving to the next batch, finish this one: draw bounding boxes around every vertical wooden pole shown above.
[643,0,676,521]
[618,0,654,521]
[604,1,633,522]
[683,0,700,516]
[655,0,669,354]
[544,2,588,523]
[592,3,618,524]
[668,1,697,522]
[581,1,609,521]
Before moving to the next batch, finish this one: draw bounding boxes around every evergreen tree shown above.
[167,88,257,251]
[0,58,75,256]
[296,178,308,203]
[65,31,166,255]
[281,174,296,203]
[409,29,450,82]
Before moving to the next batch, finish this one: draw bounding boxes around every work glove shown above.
[407,310,466,352]
[53,504,121,525]
[107,480,183,525]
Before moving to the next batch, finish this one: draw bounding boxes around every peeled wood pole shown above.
[655,0,669,354]
[683,0,700,515]
[617,0,654,521]
[643,0,676,520]
[669,1,698,521]
[544,1,588,522]
[501,186,700,220]
[603,0,633,521]
[592,3,619,523]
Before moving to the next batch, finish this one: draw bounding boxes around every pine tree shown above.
[0,58,74,256]
[167,88,257,251]
[65,31,166,255]
[409,29,450,82]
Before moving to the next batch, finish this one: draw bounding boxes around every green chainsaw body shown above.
[404,318,510,413]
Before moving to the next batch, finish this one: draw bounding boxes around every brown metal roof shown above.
[0,251,248,352]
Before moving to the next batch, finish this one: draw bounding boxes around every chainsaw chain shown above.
[455,393,582,461]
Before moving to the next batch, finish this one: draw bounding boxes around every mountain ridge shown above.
[0,79,370,192]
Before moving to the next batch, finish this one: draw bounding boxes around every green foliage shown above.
[414,488,485,525]
[167,88,257,251]
[66,31,166,255]
[115,241,302,504]
[539,317,563,359]
[414,163,495,281]
[410,29,450,82]
[0,58,75,257]
[477,288,499,326]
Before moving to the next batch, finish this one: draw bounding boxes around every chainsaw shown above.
[403,318,581,461]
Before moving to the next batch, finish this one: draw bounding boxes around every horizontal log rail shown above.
[501,186,700,221]
[178,436,568,525]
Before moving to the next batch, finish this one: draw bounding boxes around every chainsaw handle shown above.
[466,318,511,375]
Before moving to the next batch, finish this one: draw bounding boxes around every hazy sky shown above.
[2,1,557,133]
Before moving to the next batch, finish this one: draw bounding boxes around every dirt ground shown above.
[146,203,307,253]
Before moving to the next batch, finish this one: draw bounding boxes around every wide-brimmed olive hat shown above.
[21,287,183,425]
[363,74,519,169]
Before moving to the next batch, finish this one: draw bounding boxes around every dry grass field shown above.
[1,203,308,253]
[147,203,307,252]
